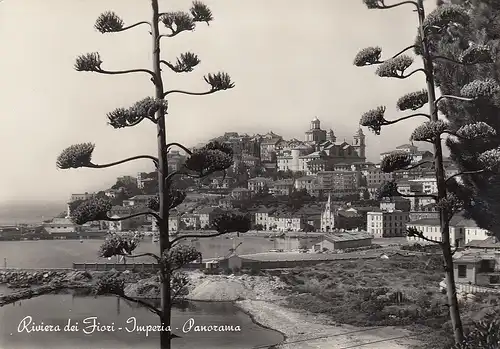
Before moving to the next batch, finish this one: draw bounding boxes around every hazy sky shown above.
[0,0,437,203]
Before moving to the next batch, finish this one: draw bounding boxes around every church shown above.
[276,117,367,173]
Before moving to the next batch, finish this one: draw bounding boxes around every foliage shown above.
[353,46,382,66]
[452,312,500,349]
[410,120,448,142]
[74,52,103,72]
[460,79,500,99]
[70,197,113,225]
[431,0,500,235]
[396,89,428,111]
[359,106,386,135]
[212,212,251,234]
[375,55,413,78]
[98,233,141,258]
[376,181,400,200]
[458,43,493,64]
[380,152,412,172]
[478,148,500,171]
[162,245,201,271]
[56,143,95,169]
[94,11,125,33]
[184,141,233,175]
[107,97,168,128]
[93,272,125,296]
[456,122,496,140]
[280,255,450,328]
[422,4,470,30]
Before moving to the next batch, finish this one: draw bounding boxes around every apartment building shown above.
[367,210,410,238]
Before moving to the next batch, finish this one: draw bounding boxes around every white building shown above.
[405,214,485,247]
[367,210,410,238]
[320,194,335,232]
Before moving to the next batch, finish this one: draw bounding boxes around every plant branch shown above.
[404,160,433,170]
[397,190,438,199]
[377,0,419,9]
[106,211,162,223]
[163,89,216,98]
[118,21,152,32]
[445,169,486,184]
[435,95,475,106]
[412,231,443,244]
[171,279,190,303]
[95,68,157,81]
[385,113,431,125]
[397,68,427,79]
[117,252,161,263]
[170,230,229,246]
[86,155,159,169]
[387,45,417,62]
[166,142,192,155]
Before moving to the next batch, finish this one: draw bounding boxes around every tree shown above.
[429,0,500,238]
[354,0,500,344]
[52,3,252,349]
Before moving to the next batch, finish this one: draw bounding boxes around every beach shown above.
[184,272,421,349]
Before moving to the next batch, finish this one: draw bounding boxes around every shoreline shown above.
[235,300,420,349]
[0,269,420,348]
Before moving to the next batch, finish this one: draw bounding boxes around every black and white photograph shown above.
[0,0,500,348]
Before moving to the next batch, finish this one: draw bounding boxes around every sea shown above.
[0,238,290,349]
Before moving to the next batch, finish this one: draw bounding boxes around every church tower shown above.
[320,193,335,232]
[327,129,336,143]
[305,117,327,143]
[352,127,366,159]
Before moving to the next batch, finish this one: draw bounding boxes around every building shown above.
[367,210,410,238]
[405,214,481,247]
[247,177,272,193]
[43,218,81,235]
[336,210,364,230]
[305,117,327,143]
[380,144,433,164]
[366,169,393,187]
[464,223,493,245]
[409,203,439,221]
[311,231,373,251]
[274,214,304,232]
[465,237,500,251]
[294,176,317,193]
[210,176,235,189]
[453,250,500,287]
[259,131,283,162]
[320,194,335,232]
[316,171,360,197]
[180,214,200,229]
[269,179,294,196]
[122,195,156,207]
[196,207,225,229]
[231,187,251,201]
[379,197,411,212]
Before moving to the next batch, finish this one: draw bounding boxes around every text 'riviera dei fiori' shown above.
[17,316,241,337]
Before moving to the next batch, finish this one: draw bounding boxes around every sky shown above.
[0,0,437,204]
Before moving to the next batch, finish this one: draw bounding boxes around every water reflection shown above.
[0,294,283,349]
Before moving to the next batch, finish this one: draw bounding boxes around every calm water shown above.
[0,293,283,349]
[0,237,302,268]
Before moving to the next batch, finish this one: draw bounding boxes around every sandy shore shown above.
[182,272,421,348]
[237,300,420,349]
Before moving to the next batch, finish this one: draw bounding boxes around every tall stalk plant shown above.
[355,0,499,344]
[55,2,251,349]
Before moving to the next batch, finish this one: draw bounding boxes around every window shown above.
[490,275,500,284]
[457,265,467,278]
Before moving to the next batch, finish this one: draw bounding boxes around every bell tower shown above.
[353,127,366,159]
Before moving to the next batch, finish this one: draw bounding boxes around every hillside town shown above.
[2,117,498,290]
